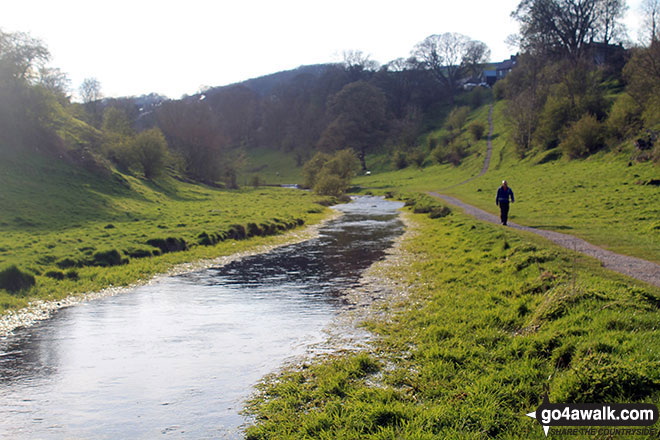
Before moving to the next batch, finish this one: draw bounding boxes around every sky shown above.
[4,0,646,100]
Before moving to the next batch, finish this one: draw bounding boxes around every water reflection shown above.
[0,196,404,439]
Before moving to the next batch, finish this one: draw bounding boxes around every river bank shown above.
[244,201,660,439]
[0,209,342,338]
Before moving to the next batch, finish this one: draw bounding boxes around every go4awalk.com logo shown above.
[526,395,658,437]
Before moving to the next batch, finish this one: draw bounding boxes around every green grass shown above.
[245,202,660,439]
[355,100,660,264]
[0,147,331,312]
[239,147,304,185]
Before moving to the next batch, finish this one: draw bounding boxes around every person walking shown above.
[496,180,514,225]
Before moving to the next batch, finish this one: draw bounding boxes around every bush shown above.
[408,149,426,168]
[607,93,642,140]
[392,150,408,169]
[132,128,169,179]
[314,173,348,197]
[468,121,486,140]
[0,265,36,293]
[250,175,263,188]
[560,114,605,159]
[445,106,471,133]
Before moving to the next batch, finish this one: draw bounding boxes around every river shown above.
[0,196,404,439]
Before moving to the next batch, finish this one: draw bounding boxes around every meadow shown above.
[245,197,660,439]
[0,147,329,311]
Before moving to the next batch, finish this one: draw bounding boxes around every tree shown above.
[157,100,226,182]
[302,149,359,196]
[595,0,627,45]
[512,0,626,60]
[132,128,169,179]
[641,0,660,43]
[0,30,50,83]
[79,77,102,126]
[38,67,71,102]
[79,77,102,104]
[411,33,490,101]
[317,81,388,170]
[342,50,379,81]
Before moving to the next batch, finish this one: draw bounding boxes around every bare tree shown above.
[641,0,660,43]
[595,0,627,44]
[512,0,625,59]
[79,77,102,104]
[411,33,490,101]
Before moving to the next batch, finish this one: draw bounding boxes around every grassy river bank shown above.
[245,195,660,439]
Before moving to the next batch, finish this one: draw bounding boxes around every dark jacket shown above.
[496,186,514,205]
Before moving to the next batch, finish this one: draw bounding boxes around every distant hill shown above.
[204,64,333,98]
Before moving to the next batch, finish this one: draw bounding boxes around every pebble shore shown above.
[0,211,342,339]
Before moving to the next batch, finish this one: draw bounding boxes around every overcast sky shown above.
[4,0,646,99]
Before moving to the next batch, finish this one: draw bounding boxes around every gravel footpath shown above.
[0,211,342,338]
[427,103,660,289]
[429,192,660,289]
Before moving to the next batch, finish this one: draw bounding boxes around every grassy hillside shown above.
[355,100,660,264]
[0,147,330,312]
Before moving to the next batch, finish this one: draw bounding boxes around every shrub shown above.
[445,106,471,133]
[250,175,263,188]
[408,149,426,168]
[313,173,348,197]
[132,128,169,179]
[468,121,486,140]
[607,93,642,140]
[0,265,36,293]
[560,114,605,159]
[392,150,408,169]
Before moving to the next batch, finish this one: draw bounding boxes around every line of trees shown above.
[498,0,660,163]
[1,26,496,185]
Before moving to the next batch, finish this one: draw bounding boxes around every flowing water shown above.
[0,196,404,439]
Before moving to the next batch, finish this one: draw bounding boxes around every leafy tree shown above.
[132,128,169,179]
[157,100,226,182]
[559,113,605,158]
[302,149,359,195]
[302,151,331,189]
[317,81,388,170]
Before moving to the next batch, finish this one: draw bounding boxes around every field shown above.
[246,198,660,439]
[0,147,329,312]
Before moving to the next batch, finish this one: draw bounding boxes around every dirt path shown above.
[428,193,660,288]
